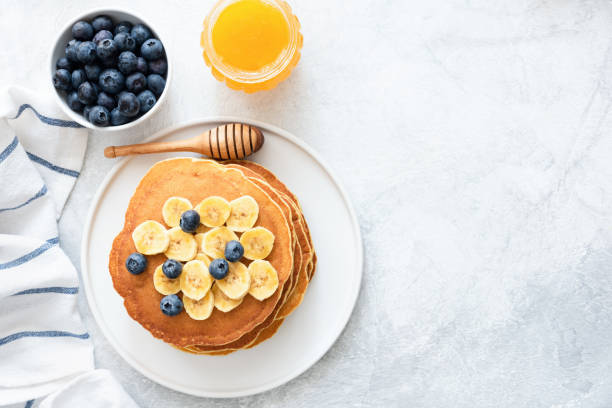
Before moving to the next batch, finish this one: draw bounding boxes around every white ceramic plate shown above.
[81,117,363,398]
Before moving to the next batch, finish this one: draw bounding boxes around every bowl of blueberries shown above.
[50,9,170,129]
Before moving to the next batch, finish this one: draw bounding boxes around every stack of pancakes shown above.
[108,158,316,354]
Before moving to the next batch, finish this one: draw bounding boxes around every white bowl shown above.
[49,8,171,131]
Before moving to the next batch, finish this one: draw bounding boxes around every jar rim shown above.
[202,0,300,84]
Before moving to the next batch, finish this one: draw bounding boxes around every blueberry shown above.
[209,258,229,280]
[114,21,132,35]
[136,57,148,74]
[147,74,165,96]
[84,64,102,81]
[97,92,115,111]
[141,38,164,61]
[77,82,98,105]
[148,58,167,76]
[117,51,138,75]
[160,294,183,316]
[96,38,118,60]
[137,90,156,114]
[93,29,113,44]
[179,210,200,233]
[83,105,93,121]
[110,108,130,126]
[88,106,110,127]
[224,240,244,262]
[117,92,140,117]
[53,69,72,91]
[98,69,124,94]
[77,41,97,64]
[162,259,183,279]
[125,252,147,275]
[131,24,152,47]
[56,57,72,71]
[92,15,114,32]
[66,91,83,112]
[125,72,147,94]
[114,32,136,52]
[65,39,81,62]
[71,69,87,90]
[72,21,94,41]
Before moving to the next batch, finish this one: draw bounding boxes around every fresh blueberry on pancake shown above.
[162,259,183,279]
[180,210,200,233]
[125,252,147,275]
[209,258,229,279]
[224,240,244,262]
[160,294,183,316]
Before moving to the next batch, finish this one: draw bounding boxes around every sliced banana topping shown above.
[180,260,213,300]
[240,226,275,260]
[247,260,279,301]
[195,252,212,267]
[212,284,243,312]
[162,197,192,227]
[153,264,181,295]
[201,227,239,259]
[226,196,259,232]
[195,196,231,227]
[164,227,198,262]
[183,290,214,320]
[215,261,250,300]
[132,220,169,255]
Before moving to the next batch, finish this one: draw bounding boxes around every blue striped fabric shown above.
[0,136,18,163]
[0,237,59,270]
[0,330,90,346]
[0,185,47,213]
[11,104,82,128]
[13,286,78,296]
[26,152,79,178]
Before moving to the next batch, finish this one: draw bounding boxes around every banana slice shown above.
[164,227,198,262]
[162,197,193,227]
[226,196,259,232]
[132,220,169,255]
[153,264,181,295]
[195,252,212,267]
[194,196,231,227]
[248,260,279,300]
[180,260,213,300]
[240,227,275,260]
[215,261,250,300]
[201,227,239,259]
[183,290,214,320]
[212,284,243,312]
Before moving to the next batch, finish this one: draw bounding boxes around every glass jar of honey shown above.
[201,0,302,93]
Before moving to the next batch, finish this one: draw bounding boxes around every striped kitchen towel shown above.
[0,87,138,407]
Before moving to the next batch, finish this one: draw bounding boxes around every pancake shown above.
[109,158,294,347]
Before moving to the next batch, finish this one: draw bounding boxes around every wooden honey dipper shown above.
[104,123,264,159]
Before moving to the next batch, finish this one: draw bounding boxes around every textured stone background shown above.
[3,0,612,406]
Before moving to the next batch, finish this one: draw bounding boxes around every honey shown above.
[201,0,302,93]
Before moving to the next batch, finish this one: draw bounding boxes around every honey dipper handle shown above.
[104,123,264,159]
[104,138,200,158]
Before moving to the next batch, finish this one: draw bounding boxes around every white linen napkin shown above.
[0,87,137,407]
